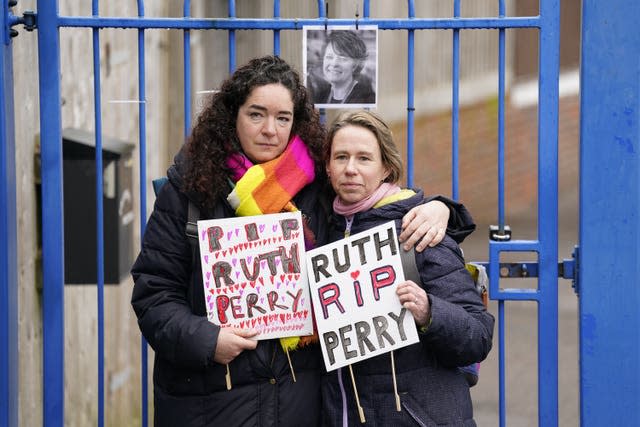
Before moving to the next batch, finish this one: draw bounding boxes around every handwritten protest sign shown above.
[306,221,419,371]
[197,211,313,340]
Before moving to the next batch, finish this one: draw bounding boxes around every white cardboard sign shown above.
[306,221,419,371]
[197,211,313,339]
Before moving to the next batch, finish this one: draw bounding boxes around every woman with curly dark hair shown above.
[130,55,468,427]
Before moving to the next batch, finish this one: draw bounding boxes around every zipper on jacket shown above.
[337,368,349,427]
[401,399,428,427]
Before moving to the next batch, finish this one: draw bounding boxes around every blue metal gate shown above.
[1,0,637,426]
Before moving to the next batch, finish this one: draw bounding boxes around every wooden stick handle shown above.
[348,365,366,423]
[390,351,401,411]
[225,364,232,390]
[285,348,297,382]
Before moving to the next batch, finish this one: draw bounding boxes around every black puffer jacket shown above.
[131,158,330,427]
[321,191,494,427]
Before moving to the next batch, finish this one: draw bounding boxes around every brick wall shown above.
[391,94,580,225]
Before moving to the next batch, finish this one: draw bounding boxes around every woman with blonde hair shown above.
[321,110,493,426]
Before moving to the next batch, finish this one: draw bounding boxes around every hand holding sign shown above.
[213,327,259,365]
[396,280,431,327]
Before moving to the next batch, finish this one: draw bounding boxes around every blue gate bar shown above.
[405,0,415,187]
[273,0,280,56]
[1,15,18,427]
[451,0,460,200]
[37,1,65,426]
[55,16,541,31]
[537,0,560,425]
[136,2,149,426]
[91,4,106,427]
[228,0,236,74]
[497,3,506,231]
[184,0,192,137]
[579,1,640,425]
[496,2,507,420]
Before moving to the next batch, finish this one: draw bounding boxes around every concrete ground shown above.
[462,189,580,426]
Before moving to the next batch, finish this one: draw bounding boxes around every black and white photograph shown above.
[303,25,378,108]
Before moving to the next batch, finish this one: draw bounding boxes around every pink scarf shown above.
[333,182,402,217]
[225,135,315,216]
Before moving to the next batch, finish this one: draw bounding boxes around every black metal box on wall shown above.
[62,128,135,284]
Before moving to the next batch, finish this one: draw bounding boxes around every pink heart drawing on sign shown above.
[207,295,211,302]
[272,223,278,232]
[260,297,265,304]
[239,289,244,296]
[350,270,360,280]
[236,271,241,279]
[232,258,238,267]
[276,282,281,289]
[256,286,261,293]
[204,255,209,264]
[247,255,253,264]
[206,272,211,280]
[235,228,240,237]
[261,260,267,269]
[227,231,233,241]
[201,229,206,240]
[300,298,305,306]
[259,224,266,233]
[205,281,210,288]
[275,258,281,266]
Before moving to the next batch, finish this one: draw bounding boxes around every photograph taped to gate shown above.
[303,25,378,109]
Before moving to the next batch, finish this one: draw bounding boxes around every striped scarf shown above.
[226,135,315,216]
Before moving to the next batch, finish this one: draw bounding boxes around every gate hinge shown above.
[7,1,36,39]
[559,245,580,295]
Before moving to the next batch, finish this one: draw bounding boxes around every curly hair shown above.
[182,55,326,211]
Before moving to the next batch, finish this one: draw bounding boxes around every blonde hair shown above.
[325,110,403,184]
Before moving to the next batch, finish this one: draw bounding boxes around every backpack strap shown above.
[185,199,227,247]
[185,200,200,249]
[399,247,421,284]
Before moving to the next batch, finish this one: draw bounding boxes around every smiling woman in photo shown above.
[309,30,376,106]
